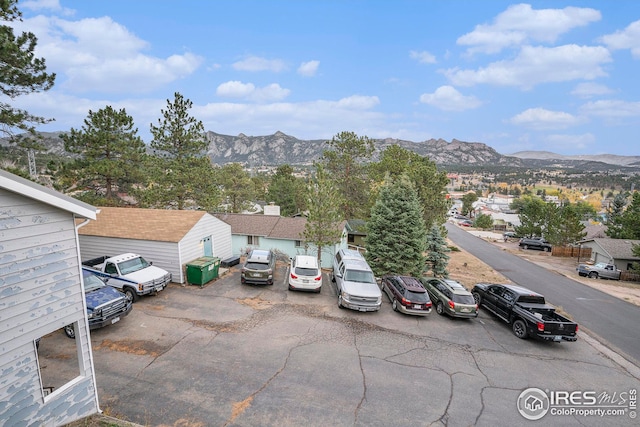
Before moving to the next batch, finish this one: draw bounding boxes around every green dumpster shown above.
[185,256,220,286]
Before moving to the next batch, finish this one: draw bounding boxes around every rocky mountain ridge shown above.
[1,131,638,170]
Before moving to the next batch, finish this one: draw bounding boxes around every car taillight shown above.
[290,273,298,279]
[426,301,432,308]
[314,276,321,281]
[575,324,579,333]
[401,297,410,306]
[448,300,455,309]
[537,321,544,332]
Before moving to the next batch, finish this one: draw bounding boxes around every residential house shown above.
[215,213,347,268]
[577,238,640,271]
[0,169,100,426]
[77,207,232,284]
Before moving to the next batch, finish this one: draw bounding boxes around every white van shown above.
[331,249,381,312]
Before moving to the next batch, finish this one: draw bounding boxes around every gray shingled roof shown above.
[582,238,640,261]
[215,213,307,240]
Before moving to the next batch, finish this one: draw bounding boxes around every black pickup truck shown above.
[471,283,578,342]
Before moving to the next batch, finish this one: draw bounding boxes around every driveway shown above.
[39,266,639,427]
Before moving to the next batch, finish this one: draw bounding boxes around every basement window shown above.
[35,322,84,401]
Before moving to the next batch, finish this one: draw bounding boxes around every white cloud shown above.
[445,45,611,89]
[510,108,582,130]
[15,15,203,94]
[232,56,287,72]
[580,100,640,118]
[571,82,614,98]
[216,81,290,102]
[297,60,319,76]
[216,81,256,98]
[336,95,380,109]
[21,0,74,15]
[457,4,601,54]
[410,50,436,64]
[419,86,482,111]
[600,19,640,59]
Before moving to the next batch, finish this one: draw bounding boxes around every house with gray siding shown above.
[577,237,640,271]
[0,169,100,426]
[78,207,232,284]
[215,213,347,268]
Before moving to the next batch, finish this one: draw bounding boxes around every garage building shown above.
[78,207,232,284]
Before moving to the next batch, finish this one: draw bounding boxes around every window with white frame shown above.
[247,235,259,245]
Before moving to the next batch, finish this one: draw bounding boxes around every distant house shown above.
[577,238,640,271]
[78,207,232,283]
[215,213,346,268]
[0,169,100,425]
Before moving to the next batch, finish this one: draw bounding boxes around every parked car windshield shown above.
[452,294,475,305]
[344,270,376,284]
[245,262,270,271]
[118,256,150,275]
[294,267,318,276]
[82,271,106,292]
[404,290,430,303]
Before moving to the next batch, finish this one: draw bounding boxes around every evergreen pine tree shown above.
[424,225,450,277]
[365,175,427,277]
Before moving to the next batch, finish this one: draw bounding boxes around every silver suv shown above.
[241,249,276,285]
[332,249,381,312]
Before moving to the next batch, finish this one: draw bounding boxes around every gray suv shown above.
[241,249,276,285]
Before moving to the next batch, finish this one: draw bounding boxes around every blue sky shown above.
[8,0,640,156]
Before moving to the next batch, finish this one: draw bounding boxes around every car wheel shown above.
[315,287,321,293]
[288,284,293,291]
[544,247,551,252]
[63,324,76,339]
[337,293,344,309]
[588,272,598,279]
[523,244,529,250]
[123,287,139,303]
[392,299,398,312]
[436,301,445,315]
[472,292,482,306]
[512,319,528,339]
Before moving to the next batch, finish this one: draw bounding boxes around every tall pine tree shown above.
[365,174,427,277]
[303,164,344,263]
[143,92,219,210]
[60,106,146,205]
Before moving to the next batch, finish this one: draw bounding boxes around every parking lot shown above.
[40,264,638,427]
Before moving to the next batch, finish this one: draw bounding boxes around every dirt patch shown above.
[236,297,273,310]
[229,396,253,424]
[94,339,169,358]
[445,240,511,289]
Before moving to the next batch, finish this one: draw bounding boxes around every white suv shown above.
[288,255,322,292]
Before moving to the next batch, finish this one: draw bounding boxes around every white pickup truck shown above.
[576,262,621,280]
[82,253,172,301]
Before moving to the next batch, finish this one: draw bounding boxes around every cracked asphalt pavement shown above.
[40,266,639,427]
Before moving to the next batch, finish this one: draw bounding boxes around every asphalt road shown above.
[445,222,640,366]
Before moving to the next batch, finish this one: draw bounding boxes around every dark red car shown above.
[380,275,432,316]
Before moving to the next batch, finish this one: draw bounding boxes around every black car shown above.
[518,237,552,252]
[380,275,432,316]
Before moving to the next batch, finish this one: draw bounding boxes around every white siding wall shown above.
[179,215,233,282]
[78,235,179,282]
[0,189,98,425]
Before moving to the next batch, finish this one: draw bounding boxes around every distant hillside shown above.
[511,151,640,167]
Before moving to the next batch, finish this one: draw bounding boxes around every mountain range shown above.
[2,131,639,170]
